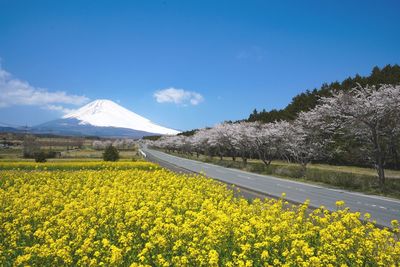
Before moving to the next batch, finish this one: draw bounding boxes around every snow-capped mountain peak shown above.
[63,99,179,135]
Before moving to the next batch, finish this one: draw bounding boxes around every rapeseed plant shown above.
[0,162,399,266]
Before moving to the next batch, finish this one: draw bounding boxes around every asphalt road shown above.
[141,146,400,228]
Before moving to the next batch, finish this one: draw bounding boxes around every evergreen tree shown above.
[247,64,400,123]
[34,151,47,163]
[103,145,120,161]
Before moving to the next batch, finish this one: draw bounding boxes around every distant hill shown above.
[248,64,400,123]
[0,122,26,134]
[0,126,23,133]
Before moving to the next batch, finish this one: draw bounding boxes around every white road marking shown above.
[238,174,254,180]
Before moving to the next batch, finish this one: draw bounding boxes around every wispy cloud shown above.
[0,67,89,114]
[154,87,204,106]
[236,46,267,61]
[45,104,76,114]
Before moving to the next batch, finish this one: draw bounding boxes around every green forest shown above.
[248,64,400,122]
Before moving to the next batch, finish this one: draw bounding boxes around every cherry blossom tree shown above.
[248,121,288,166]
[207,123,236,160]
[190,128,210,158]
[320,84,400,186]
[284,106,335,174]
[229,122,256,165]
[92,140,112,150]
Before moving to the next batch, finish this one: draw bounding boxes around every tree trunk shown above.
[258,151,271,166]
[257,151,271,166]
[390,139,399,170]
[242,156,247,166]
[394,148,400,170]
[299,162,307,177]
[372,127,386,187]
[261,159,272,166]
[377,162,385,187]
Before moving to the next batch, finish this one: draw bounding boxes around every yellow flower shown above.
[335,200,345,207]
[0,161,399,266]
[110,245,123,264]
[208,250,219,266]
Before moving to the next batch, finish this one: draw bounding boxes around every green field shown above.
[0,133,140,160]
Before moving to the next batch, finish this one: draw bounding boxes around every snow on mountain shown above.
[62,99,180,135]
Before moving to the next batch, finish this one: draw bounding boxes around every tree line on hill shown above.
[248,64,400,122]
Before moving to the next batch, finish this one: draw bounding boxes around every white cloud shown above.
[45,104,76,114]
[0,67,89,113]
[154,88,204,106]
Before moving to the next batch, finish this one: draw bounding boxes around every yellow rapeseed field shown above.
[0,162,399,266]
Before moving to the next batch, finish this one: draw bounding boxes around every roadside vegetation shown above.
[162,151,400,199]
[1,161,399,266]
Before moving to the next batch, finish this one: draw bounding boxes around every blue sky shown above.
[0,0,399,131]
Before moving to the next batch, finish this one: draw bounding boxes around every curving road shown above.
[141,146,400,228]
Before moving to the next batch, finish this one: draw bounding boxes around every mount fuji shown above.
[32,99,180,138]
